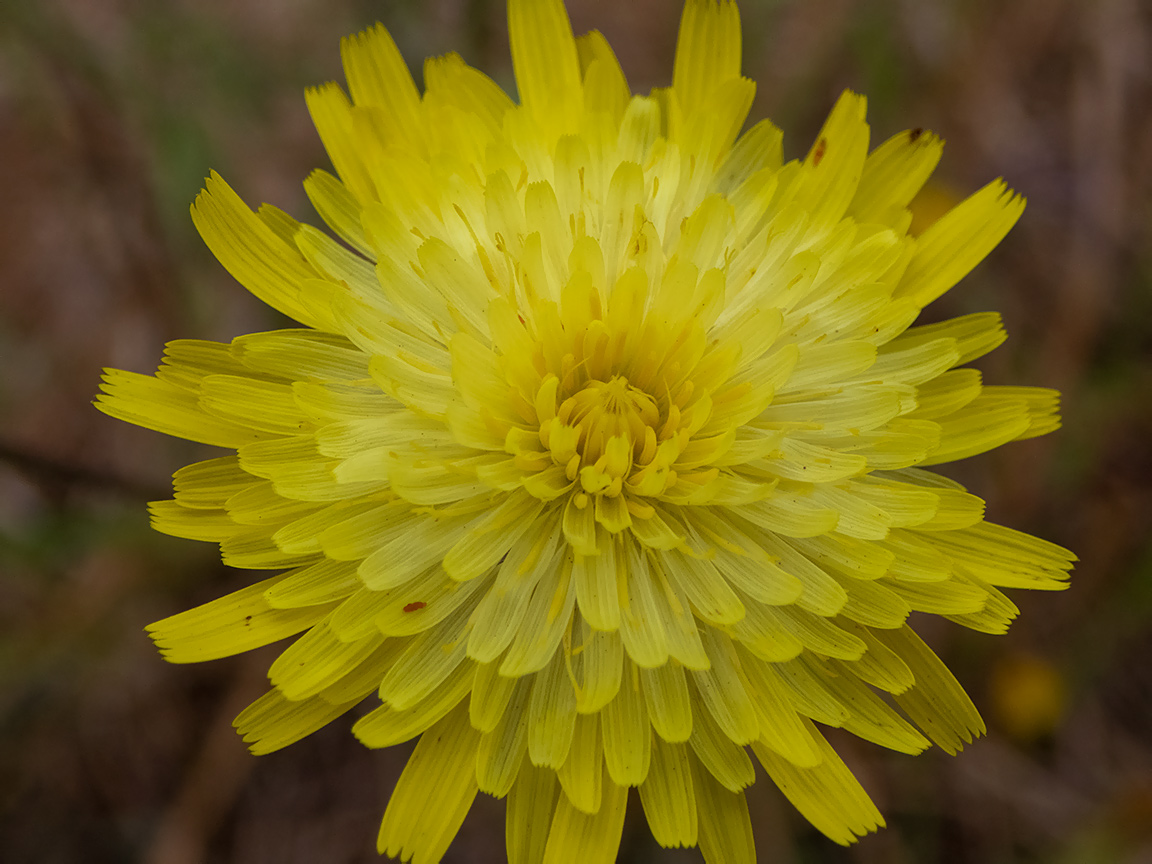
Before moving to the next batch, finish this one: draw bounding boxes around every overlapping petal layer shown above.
[97,1,1074,862]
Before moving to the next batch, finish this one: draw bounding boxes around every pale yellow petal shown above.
[507,762,560,864]
[600,660,651,786]
[752,720,885,845]
[376,702,480,862]
[543,763,627,864]
[673,0,742,114]
[508,0,582,136]
[691,751,756,864]
[191,172,335,331]
[639,736,698,848]
[147,577,336,663]
[897,179,1025,306]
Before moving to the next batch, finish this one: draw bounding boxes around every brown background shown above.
[1,0,1150,861]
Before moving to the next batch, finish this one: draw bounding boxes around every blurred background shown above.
[1,0,1150,861]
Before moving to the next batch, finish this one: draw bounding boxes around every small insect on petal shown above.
[813,137,828,165]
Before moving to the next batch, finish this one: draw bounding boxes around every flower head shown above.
[97,0,1074,861]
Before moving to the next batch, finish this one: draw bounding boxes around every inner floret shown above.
[488,278,741,543]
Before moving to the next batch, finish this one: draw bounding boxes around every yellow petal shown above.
[303,169,372,256]
[877,625,986,754]
[476,677,531,796]
[234,688,359,755]
[353,658,474,748]
[527,648,578,768]
[557,712,603,814]
[689,627,759,745]
[687,689,754,792]
[147,577,336,663]
[543,763,627,864]
[507,762,560,864]
[96,369,272,449]
[897,179,1025,306]
[691,750,756,864]
[752,719,885,846]
[376,702,480,862]
[340,23,423,148]
[639,736,698,848]
[508,0,582,136]
[850,127,944,224]
[191,172,335,330]
[268,621,383,700]
[673,0,742,114]
[600,660,651,786]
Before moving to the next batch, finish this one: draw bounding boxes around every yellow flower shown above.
[97,1,1075,861]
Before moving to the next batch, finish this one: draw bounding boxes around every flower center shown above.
[560,375,660,466]
[474,274,745,529]
[524,361,693,524]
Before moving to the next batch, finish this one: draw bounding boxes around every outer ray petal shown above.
[508,0,582,135]
[673,0,742,113]
[542,764,628,864]
[752,721,885,845]
[377,702,481,862]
